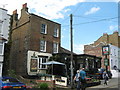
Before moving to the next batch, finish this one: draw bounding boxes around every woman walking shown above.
[103,71,109,85]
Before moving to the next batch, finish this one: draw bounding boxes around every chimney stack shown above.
[12,9,18,21]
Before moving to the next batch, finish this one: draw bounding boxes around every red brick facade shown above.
[84,31,120,69]
[9,3,61,77]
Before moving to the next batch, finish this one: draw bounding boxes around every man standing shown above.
[74,70,80,90]
[80,68,86,90]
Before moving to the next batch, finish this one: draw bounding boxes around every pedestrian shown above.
[74,70,81,90]
[102,70,109,85]
[79,68,86,90]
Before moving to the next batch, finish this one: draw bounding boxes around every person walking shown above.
[102,70,109,85]
[79,68,86,90]
[74,70,81,90]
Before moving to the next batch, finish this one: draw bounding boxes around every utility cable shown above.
[62,17,118,27]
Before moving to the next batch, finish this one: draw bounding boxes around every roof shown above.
[30,13,61,25]
[59,47,77,55]
[74,54,102,58]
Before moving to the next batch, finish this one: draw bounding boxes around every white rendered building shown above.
[0,8,10,77]
[109,44,120,77]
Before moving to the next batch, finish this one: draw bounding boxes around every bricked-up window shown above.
[40,40,46,52]
[38,56,48,69]
[53,42,58,53]
[54,28,59,37]
[0,42,3,55]
[41,24,47,34]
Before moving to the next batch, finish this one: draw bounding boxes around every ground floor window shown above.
[0,63,2,77]
[38,56,48,69]
[0,42,3,55]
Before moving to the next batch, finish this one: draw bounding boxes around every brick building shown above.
[9,3,61,77]
[84,31,120,70]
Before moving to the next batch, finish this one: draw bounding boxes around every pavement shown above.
[56,77,120,90]
[86,77,120,90]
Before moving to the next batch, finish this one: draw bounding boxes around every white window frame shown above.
[54,28,59,37]
[41,24,47,34]
[53,42,58,53]
[40,40,46,52]
[38,56,48,69]
[0,63,3,77]
[0,21,3,35]
[0,42,4,55]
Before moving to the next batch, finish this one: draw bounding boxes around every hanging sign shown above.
[104,59,109,66]
[102,45,109,55]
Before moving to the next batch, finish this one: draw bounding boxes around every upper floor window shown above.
[0,21,2,34]
[0,42,3,55]
[54,28,59,37]
[53,42,58,53]
[41,24,47,34]
[40,40,46,52]
[38,56,48,69]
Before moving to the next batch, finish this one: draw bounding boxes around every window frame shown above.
[41,24,47,34]
[53,42,58,53]
[53,28,59,37]
[40,40,46,52]
[0,63,2,77]
[38,56,48,69]
[0,42,4,55]
[0,21,3,34]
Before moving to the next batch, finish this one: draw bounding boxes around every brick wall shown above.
[9,4,61,77]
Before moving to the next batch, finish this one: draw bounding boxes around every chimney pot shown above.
[22,3,27,8]
[103,33,108,36]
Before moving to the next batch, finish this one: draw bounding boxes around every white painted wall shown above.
[0,8,10,77]
[27,50,52,75]
[118,48,120,70]
[0,8,10,40]
[109,45,118,70]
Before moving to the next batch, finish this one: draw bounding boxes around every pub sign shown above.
[102,45,109,55]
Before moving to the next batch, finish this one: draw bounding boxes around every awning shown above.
[42,61,65,65]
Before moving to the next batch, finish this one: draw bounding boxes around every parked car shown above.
[1,76,26,90]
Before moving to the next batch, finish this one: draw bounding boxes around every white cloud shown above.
[109,25,118,31]
[85,0,119,2]
[0,0,85,20]
[74,44,84,54]
[85,7,100,15]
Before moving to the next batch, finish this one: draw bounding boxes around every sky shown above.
[0,0,119,54]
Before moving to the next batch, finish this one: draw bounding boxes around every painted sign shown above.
[104,59,109,66]
[30,58,37,72]
[102,45,109,55]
